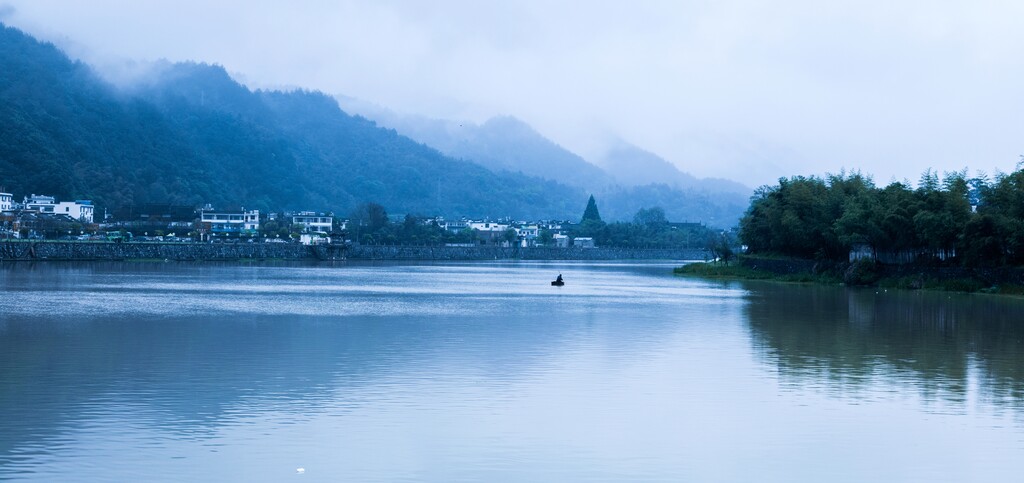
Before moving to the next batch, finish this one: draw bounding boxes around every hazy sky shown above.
[3,0,1023,187]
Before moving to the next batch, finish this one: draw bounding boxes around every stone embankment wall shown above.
[0,241,342,261]
[347,245,709,261]
[1,241,708,262]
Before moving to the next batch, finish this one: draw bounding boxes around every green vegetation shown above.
[674,259,840,284]
[740,167,1024,268]
[344,202,476,245]
[0,24,747,227]
[571,198,720,249]
[0,24,578,219]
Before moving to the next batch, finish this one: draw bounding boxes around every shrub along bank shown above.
[675,255,1024,295]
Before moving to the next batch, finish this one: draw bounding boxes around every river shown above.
[1,261,1023,482]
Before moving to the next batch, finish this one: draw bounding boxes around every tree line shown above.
[740,165,1024,267]
[571,196,720,249]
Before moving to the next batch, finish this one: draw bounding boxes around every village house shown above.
[23,194,56,213]
[573,237,595,248]
[514,223,540,247]
[55,200,94,223]
[0,190,12,212]
[290,211,334,233]
[199,207,260,236]
[468,221,511,246]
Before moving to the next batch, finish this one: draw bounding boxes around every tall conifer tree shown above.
[581,195,602,223]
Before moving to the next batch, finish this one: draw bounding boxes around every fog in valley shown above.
[4,0,1023,191]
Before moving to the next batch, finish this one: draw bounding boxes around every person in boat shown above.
[556,273,563,283]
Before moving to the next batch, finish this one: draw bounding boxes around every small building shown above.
[299,232,331,245]
[55,200,94,223]
[24,194,56,213]
[515,223,540,247]
[291,211,334,233]
[553,233,570,248]
[440,218,468,233]
[0,190,12,212]
[468,221,511,245]
[573,237,595,248]
[200,208,260,235]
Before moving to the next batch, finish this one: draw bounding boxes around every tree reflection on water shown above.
[745,283,1024,410]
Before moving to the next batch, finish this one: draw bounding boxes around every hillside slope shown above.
[0,24,581,219]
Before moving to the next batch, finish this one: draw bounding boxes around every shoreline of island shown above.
[676,255,1024,296]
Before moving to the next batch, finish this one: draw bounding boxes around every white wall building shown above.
[55,200,94,223]
[299,232,331,245]
[553,234,570,248]
[0,191,12,212]
[467,221,509,232]
[291,212,334,233]
[468,221,512,245]
[24,194,56,213]
[200,209,260,234]
[573,237,595,248]
[515,223,540,247]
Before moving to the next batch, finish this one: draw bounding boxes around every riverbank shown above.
[675,255,1024,295]
[0,241,709,262]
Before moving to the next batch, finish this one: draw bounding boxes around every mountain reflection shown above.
[744,283,1024,409]
[0,312,579,462]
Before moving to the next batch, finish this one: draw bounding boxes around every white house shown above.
[291,212,334,233]
[200,208,260,234]
[553,233,570,248]
[573,237,595,248]
[299,232,331,245]
[437,218,468,233]
[514,223,540,247]
[0,191,12,212]
[55,200,94,223]
[468,221,512,245]
[24,194,56,213]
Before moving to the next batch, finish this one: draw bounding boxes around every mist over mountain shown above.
[598,142,752,197]
[338,96,752,226]
[0,23,749,226]
[335,97,613,190]
[0,23,580,219]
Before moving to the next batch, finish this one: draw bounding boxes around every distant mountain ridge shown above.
[334,97,613,190]
[0,23,747,226]
[0,23,580,219]
[598,142,752,197]
[337,96,752,225]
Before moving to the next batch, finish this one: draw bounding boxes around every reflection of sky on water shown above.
[1,262,1023,482]
[0,261,743,318]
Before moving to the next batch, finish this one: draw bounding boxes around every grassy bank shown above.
[673,261,840,284]
[676,258,1024,296]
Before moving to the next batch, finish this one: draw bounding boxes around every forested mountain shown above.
[0,24,580,219]
[334,97,613,190]
[338,97,752,226]
[598,142,751,197]
[0,23,748,225]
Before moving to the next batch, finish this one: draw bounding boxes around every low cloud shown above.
[2,0,1023,187]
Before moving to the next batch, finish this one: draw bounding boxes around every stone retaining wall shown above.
[347,245,709,261]
[0,241,326,261]
[1,241,708,262]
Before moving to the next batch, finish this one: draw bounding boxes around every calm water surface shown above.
[1,261,1023,482]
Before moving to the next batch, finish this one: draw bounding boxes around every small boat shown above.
[551,274,564,286]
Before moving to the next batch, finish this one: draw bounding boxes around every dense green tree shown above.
[581,195,602,223]
[740,166,1024,268]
